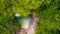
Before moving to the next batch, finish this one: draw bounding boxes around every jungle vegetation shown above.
[0,0,60,34]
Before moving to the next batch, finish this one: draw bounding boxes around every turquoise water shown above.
[29,17,34,26]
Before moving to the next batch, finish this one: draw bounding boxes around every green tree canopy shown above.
[0,0,60,34]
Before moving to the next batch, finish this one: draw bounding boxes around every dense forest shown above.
[0,0,60,34]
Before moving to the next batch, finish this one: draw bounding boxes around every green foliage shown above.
[0,0,60,34]
[10,0,51,16]
[0,25,10,34]
[35,1,60,34]
[0,0,20,34]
